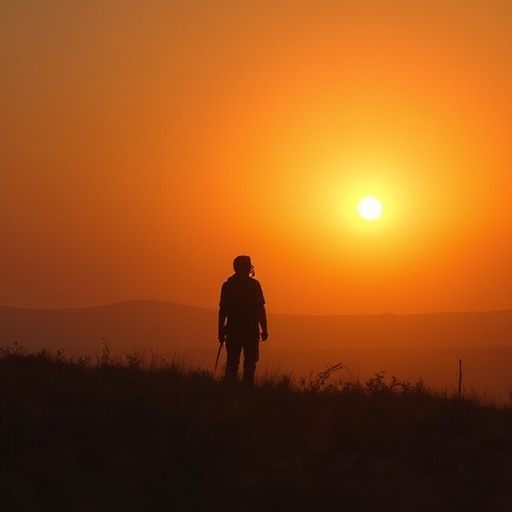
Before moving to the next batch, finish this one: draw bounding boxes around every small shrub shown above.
[298,362,345,392]
[0,341,25,359]
[125,351,144,368]
[97,340,115,368]
[77,354,92,367]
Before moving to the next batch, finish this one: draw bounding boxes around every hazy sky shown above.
[1,0,511,314]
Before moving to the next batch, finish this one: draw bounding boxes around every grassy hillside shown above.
[1,301,511,398]
[2,345,512,512]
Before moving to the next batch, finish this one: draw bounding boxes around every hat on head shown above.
[233,255,253,275]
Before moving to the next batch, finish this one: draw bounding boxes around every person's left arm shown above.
[257,282,268,341]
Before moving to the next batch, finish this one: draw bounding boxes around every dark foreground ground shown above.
[2,346,512,512]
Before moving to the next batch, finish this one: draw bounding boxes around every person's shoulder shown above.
[250,277,263,289]
[222,274,238,288]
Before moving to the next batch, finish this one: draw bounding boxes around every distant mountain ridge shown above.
[0,300,510,357]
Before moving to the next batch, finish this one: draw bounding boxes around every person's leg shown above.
[225,337,243,383]
[242,339,260,386]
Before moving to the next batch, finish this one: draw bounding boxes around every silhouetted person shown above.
[218,255,268,386]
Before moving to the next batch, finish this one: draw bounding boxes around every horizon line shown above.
[0,298,510,317]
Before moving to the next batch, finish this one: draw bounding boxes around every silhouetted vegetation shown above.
[2,344,512,511]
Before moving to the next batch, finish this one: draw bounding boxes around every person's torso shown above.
[221,275,264,337]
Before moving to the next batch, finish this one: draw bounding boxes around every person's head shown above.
[233,255,254,276]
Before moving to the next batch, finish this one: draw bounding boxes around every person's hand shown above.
[218,326,227,343]
[260,330,268,341]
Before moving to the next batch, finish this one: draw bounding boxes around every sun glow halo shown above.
[358,196,383,220]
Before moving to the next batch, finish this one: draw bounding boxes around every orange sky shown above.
[1,0,511,314]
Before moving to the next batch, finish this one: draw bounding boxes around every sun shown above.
[358,196,383,220]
